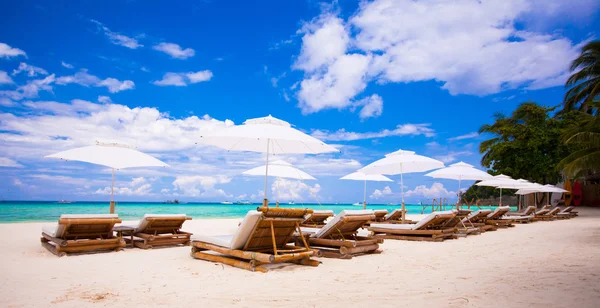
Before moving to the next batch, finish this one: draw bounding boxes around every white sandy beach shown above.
[1,209,600,308]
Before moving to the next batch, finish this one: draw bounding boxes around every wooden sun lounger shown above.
[373,209,389,222]
[462,210,495,232]
[556,206,578,219]
[368,210,458,242]
[369,208,415,224]
[300,210,334,227]
[124,214,192,249]
[485,206,514,228]
[506,205,536,217]
[533,207,561,221]
[441,209,480,237]
[41,214,125,257]
[298,210,382,259]
[191,207,319,273]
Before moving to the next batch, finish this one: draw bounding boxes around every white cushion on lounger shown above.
[412,210,457,230]
[487,206,511,218]
[192,210,262,250]
[370,210,457,231]
[304,209,334,221]
[369,223,414,230]
[43,214,120,238]
[374,209,389,215]
[129,214,187,232]
[502,215,532,220]
[313,210,374,238]
[299,227,321,234]
[384,209,403,220]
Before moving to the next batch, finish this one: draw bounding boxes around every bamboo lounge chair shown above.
[368,210,458,242]
[125,214,192,249]
[370,208,415,224]
[557,206,578,218]
[373,209,389,222]
[533,207,561,221]
[461,209,495,232]
[301,210,334,227]
[41,214,125,257]
[506,205,536,217]
[441,209,480,237]
[485,206,515,228]
[298,210,382,259]
[191,207,320,273]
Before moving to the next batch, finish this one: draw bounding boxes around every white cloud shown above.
[0,71,13,84]
[0,42,26,58]
[153,42,195,59]
[0,74,55,100]
[12,63,48,77]
[61,61,74,69]
[448,132,479,141]
[370,185,392,199]
[356,94,383,120]
[405,182,456,199]
[0,98,17,107]
[140,66,150,72]
[271,178,321,201]
[312,123,435,141]
[98,95,112,104]
[56,69,135,93]
[95,177,153,196]
[292,0,589,117]
[434,151,473,164]
[153,70,213,86]
[130,177,147,187]
[0,157,24,167]
[171,175,231,197]
[90,19,143,49]
[21,99,103,116]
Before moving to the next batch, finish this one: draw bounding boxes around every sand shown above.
[1,208,600,308]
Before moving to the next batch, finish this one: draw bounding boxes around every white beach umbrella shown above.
[475,175,528,206]
[340,172,393,209]
[45,141,169,213]
[199,115,338,206]
[425,161,492,208]
[243,160,316,205]
[359,149,444,222]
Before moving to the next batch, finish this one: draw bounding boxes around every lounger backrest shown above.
[462,210,492,223]
[303,210,334,224]
[442,209,472,228]
[547,207,561,216]
[413,210,457,230]
[487,206,511,219]
[535,209,550,216]
[134,214,190,234]
[56,214,121,239]
[229,211,263,250]
[561,206,574,213]
[523,206,536,215]
[384,209,405,220]
[374,210,389,221]
[243,207,310,251]
[313,210,375,239]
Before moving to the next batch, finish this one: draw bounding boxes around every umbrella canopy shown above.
[425,161,492,208]
[475,174,527,206]
[340,172,393,209]
[45,141,168,213]
[242,160,316,180]
[199,115,338,206]
[359,149,444,222]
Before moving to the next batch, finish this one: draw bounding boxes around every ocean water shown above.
[0,201,514,223]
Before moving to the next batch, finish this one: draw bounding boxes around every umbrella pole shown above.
[499,188,502,207]
[363,179,367,210]
[457,177,461,210]
[110,168,115,214]
[400,164,405,223]
[263,139,270,208]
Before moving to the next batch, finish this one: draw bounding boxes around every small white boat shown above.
[352,202,362,206]
[57,200,73,204]
[288,201,295,205]
[221,201,233,205]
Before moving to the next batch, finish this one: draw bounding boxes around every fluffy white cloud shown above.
[95,177,153,196]
[312,123,435,141]
[0,71,13,84]
[271,178,321,201]
[171,175,231,197]
[370,185,392,199]
[292,0,589,117]
[448,132,479,141]
[90,19,143,49]
[356,94,383,119]
[12,63,48,77]
[0,42,26,58]
[98,95,112,104]
[0,157,23,167]
[434,151,473,164]
[153,70,213,86]
[56,69,134,93]
[405,182,456,199]
[0,74,55,100]
[61,61,74,69]
[153,42,195,59]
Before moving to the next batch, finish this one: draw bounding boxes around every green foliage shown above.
[558,106,600,177]
[478,102,580,184]
[563,40,600,115]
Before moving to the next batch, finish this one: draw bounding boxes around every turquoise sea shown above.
[0,201,514,223]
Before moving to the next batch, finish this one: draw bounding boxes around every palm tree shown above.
[563,40,600,114]
[559,104,600,177]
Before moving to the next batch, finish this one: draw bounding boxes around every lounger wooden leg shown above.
[191,251,269,273]
[41,240,66,257]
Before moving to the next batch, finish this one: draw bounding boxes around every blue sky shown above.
[1,0,599,203]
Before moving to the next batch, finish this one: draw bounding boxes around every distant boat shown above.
[162,200,180,204]
[235,200,251,205]
[288,201,295,205]
[57,200,73,204]
[352,202,362,206]
[221,201,233,205]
